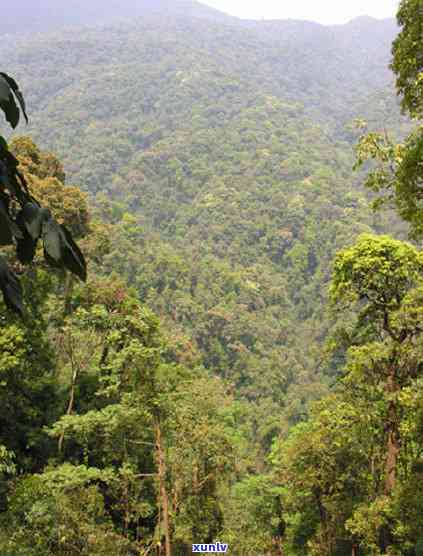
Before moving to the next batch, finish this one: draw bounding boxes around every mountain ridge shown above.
[1,0,396,36]
[0,0,234,35]
[1,13,402,181]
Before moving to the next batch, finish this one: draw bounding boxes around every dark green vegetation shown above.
[0,0,422,553]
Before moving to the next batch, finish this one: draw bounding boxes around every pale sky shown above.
[201,0,399,24]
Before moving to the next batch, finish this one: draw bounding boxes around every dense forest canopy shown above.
[0,0,422,554]
[1,9,408,427]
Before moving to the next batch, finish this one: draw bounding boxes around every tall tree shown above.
[330,233,423,552]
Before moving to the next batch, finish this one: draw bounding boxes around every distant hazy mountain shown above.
[0,11,402,200]
[0,0,233,34]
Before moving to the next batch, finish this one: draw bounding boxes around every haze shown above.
[201,0,399,24]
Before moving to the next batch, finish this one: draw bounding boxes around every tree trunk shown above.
[63,273,74,316]
[58,333,80,454]
[314,490,333,555]
[379,368,400,552]
[155,421,171,556]
[384,369,400,495]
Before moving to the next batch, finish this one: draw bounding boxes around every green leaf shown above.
[0,73,28,129]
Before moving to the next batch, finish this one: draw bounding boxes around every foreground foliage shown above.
[0,73,86,315]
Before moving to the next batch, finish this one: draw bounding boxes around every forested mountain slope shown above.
[0,12,410,440]
[2,14,402,187]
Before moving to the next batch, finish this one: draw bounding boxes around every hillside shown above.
[2,15,404,208]
[0,12,409,438]
[3,15,401,148]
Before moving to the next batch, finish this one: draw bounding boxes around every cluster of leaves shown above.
[391,0,423,120]
[355,0,423,239]
[0,74,86,316]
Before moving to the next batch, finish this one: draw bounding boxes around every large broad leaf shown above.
[0,160,8,188]
[0,73,28,129]
[0,143,31,204]
[0,255,23,315]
